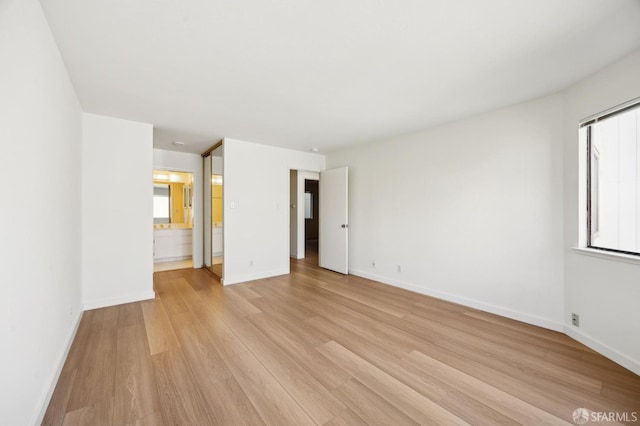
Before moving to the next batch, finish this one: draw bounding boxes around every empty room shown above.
[2,0,640,424]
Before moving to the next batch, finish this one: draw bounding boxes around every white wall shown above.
[153,149,204,267]
[82,113,155,308]
[563,49,640,374]
[0,0,83,424]
[327,94,565,331]
[223,138,325,284]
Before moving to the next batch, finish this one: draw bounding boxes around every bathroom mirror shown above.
[153,170,194,228]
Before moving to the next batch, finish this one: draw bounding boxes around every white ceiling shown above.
[39,0,640,154]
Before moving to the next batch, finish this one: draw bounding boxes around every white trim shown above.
[153,255,192,263]
[33,309,84,426]
[152,160,201,271]
[223,267,290,286]
[83,290,156,310]
[579,96,640,125]
[572,247,640,265]
[349,269,564,332]
[564,326,640,376]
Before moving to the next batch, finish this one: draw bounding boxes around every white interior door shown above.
[319,167,348,274]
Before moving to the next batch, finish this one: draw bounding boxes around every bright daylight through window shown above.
[153,184,170,224]
[583,99,640,255]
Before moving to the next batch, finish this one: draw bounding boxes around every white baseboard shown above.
[153,255,191,263]
[33,309,84,426]
[223,267,290,286]
[564,326,640,376]
[349,269,564,332]
[83,290,156,310]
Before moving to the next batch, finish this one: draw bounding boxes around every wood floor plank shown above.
[66,312,117,412]
[170,277,204,309]
[249,300,332,348]
[300,275,407,318]
[396,329,629,420]
[187,294,250,359]
[307,317,516,425]
[230,317,346,424]
[225,350,315,425]
[62,397,114,426]
[600,382,640,411]
[197,377,266,426]
[317,340,469,425]
[196,284,253,322]
[303,298,421,355]
[331,379,419,426]
[228,285,262,300]
[246,312,352,389]
[323,408,368,426]
[430,327,604,395]
[404,310,549,359]
[404,350,573,425]
[140,299,180,355]
[117,302,144,328]
[42,369,76,426]
[171,311,230,386]
[306,314,411,360]
[151,349,213,425]
[153,280,190,317]
[113,324,160,424]
[544,350,640,393]
[222,288,262,316]
[130,411,166,426]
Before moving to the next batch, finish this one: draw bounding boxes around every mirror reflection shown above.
[153,170,194,228]
[209,145,223,278]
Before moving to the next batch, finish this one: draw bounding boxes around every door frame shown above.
[290,170,320,260]
[151,167,198,268]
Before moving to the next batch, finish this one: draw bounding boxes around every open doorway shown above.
[290,170,319,263]
[153,169,194,272]
[304,179,319,260]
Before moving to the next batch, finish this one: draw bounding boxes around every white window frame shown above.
[577,97,640,259]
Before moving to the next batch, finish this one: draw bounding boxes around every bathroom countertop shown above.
[154,224,193,230]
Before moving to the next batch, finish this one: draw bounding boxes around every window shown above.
[583,99,640,255]
[153,184,170,224]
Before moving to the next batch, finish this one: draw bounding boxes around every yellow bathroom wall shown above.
[170,182,184,223]
[212,184,223,224]
[212,183,222,198]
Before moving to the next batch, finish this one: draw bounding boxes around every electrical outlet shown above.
[572,313,580,327]
[397,265,402,273]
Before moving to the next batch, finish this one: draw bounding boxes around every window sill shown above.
[572,247,640,265]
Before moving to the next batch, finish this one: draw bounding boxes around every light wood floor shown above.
[44,253,640,425]
[153,259,193,273]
